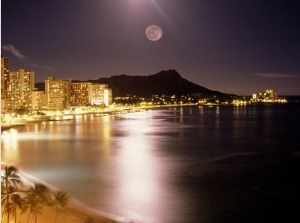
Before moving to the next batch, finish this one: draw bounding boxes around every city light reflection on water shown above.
[1,129,19,152]
[1,111,184,223]
[2,106,295,223]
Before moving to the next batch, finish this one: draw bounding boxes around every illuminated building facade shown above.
[103,88,112,106]
[265,89,278,99]
[70,82,92,106]
[91,84,109,106]
[1,56,113,112]
[44,80,112,110]
[251,89,286,103]
[31,91,45,110]
[45,77,71,110]
[5,69,35,111]
[1,56,10,100]
[1,56,10,112]
[70,83,112,107]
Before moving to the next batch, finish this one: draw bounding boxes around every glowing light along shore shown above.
[251,89,287,103]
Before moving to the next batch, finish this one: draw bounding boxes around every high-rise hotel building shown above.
[70,82,112,107]
[70,82,92,106]
[31,91,45,110]
[1,56,44,112]
[91,84,108,106]
[45,78,112,110]
[1,56,113,112]
[5,69,36,111]
[103,88,112,106]
[45,77,72,110]
[1,56,10,100]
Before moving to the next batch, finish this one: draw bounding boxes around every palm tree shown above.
[23,183,52,223]
[52,190,70,223]
[1,186,16,220]
[9,193,23,223]
[1,165,22,223]
[1,166,22,188]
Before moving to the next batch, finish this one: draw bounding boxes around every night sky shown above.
[2,0,300,95]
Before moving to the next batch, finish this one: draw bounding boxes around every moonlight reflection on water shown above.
[2,106,300,223]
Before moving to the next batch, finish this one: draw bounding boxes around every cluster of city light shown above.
[232,100,248,106]
[1,56,113,115]
[250,89,287,103]
[1,57,290,128]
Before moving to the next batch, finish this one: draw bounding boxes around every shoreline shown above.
[1,104,198,131]
[2,103,299,223]
[1,101,294,132]
[1,104,198,222]
[1,105,196,223]
[1,105,190,222]
[1,163,124,223]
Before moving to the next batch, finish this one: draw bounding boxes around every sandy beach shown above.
[1,186,121,223]
[4,204,119,223]
[1,163,122,223]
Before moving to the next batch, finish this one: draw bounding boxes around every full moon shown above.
[145,25,163,41]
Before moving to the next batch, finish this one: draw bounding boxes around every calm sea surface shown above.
[2,104,300,223]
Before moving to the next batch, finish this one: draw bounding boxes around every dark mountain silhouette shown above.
[36,69,233,98]
[89,69,234,98]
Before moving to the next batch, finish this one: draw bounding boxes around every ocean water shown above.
[2,104,300,223]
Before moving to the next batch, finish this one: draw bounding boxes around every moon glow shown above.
[145,25,163,41]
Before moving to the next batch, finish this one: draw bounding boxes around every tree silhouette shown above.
[1,186,16,220]
[23,183,52,223]
[1,165,22,223]
[9,193,23,223]
[1,166,22,188]
[53,190,70,223]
